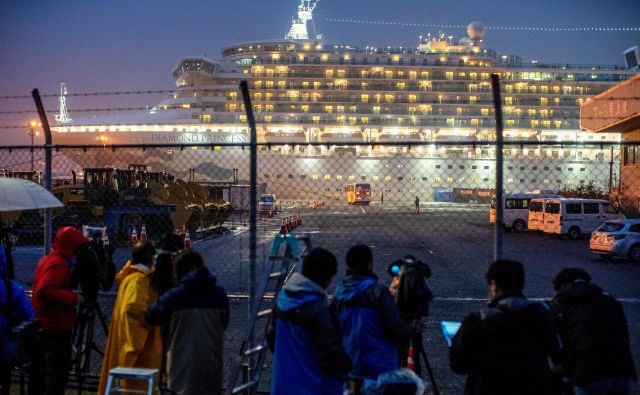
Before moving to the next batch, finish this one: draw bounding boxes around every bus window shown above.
[529,201,543,212]
[545,202,560,214]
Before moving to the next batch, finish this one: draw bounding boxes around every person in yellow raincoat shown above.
[98,241,163,394]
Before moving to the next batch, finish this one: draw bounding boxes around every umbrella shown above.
[0,177,63,212]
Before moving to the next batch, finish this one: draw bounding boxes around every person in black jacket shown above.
[551,268,637,395]
[450,259,562,395]
[146,250,229,395]
[333,245,411,393]
[267,248,351,395]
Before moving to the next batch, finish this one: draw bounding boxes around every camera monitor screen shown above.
[441,321,462,348]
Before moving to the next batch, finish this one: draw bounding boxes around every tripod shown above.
[72,301,109,394]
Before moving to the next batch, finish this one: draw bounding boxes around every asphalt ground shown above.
[10,202,640,394]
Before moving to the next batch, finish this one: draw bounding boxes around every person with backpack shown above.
[267,248,352,395]
[449,259,562,395]
[551,268,637,395]
[0,243,35,395]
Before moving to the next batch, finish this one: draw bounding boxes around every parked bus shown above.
[346,183,371,205]
[490,192,559,232]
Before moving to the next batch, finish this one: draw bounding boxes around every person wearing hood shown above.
[551,268,637,395]
[146,250,229,394]
[1,243,35,395]
[98,241,162,395]
[267,248,352,395]
[333,244,410,393]
[31,226,87,395]
[450,259,562,395]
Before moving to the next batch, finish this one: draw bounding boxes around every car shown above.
[590,219,640,263]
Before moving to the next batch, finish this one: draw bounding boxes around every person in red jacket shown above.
[31,226,87,395]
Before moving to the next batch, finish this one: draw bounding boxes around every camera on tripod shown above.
[72,226,116,304]
[386,255,433,319]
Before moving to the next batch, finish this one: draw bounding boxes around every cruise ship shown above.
[51,0,638,201]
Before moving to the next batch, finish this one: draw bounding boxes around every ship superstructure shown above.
[52,2,638,200]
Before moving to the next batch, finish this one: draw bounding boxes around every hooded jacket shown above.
[267,272,351,395]
[146,265,229,395]
[553,282,637,385]
[1,244,35,367]
[32,226,87,331]
[450,293,562,395]
[333,273,410,380]
[98,260,162,395]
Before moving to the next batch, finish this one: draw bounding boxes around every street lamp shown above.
[27,120,41,171]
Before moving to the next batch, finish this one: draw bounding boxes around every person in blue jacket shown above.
[1,243,35,394]
[267,248,352,395]
[333,244,411,393]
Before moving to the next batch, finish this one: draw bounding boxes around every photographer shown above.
[32,226,87,395]
[1,243,35,395]
[388,255,433,376]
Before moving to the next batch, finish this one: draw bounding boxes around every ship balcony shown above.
[377,132,423,143]
[263,130,307,143]
[318,131,364,143]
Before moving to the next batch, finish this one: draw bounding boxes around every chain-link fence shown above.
[1,140,639,393]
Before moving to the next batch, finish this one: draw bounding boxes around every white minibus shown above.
[542,198,625,239]
[490,193,559,232]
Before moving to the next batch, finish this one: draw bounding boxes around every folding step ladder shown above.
[225,232,311,395]
[103,367,159,395]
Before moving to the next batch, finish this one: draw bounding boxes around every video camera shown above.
[72,226,116,303]
[387,255,433,321]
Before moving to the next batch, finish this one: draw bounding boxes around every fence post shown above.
[240,80,257,362]
[490,74,504,261]
[32,89,53,254]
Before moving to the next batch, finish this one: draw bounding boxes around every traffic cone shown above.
[279,218,288,234]
[131,228,138,244]
[184,229,191,249]
[406,345,415,371]
[101,228,109,246]
[140,224,148,241]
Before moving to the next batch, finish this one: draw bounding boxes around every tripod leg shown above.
[95,302,110,338]
[418,348,441,395]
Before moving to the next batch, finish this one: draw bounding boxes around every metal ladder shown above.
[225,232,311,395]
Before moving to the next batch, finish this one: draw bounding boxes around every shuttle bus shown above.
[346,183,371,205]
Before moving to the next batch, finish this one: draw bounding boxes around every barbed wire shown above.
[323,17,640,32]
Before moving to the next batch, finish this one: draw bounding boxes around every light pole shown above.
[27,120,41,171]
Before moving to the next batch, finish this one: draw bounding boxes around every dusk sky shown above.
[1,0,639,145]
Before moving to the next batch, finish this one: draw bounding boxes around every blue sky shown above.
[1,0,638,144]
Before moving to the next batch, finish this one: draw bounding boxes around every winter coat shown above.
[450,293,562,395]
[267,272,352,395]
[1,245,35,368]
[552,282,637,385]
[146,266,229,395]
[333,273,411,380]
[32,226,87,331]
[98,260,162,395]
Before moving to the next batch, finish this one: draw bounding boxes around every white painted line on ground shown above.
[360,206,366,214]
[287,205,299,209]
[434,296,640,303]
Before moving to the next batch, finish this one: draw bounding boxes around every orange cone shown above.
[279,219,288,234]
[406,346,415,371]
[131,228,138,244]
[140,224,147,241]
[184,229,191,249]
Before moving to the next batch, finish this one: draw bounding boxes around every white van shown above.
[528,197,558,232]
[490,193,559,232]
[542,198,625,239]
